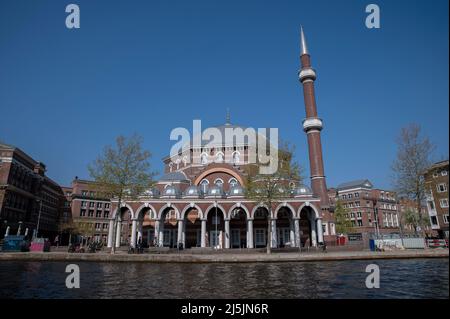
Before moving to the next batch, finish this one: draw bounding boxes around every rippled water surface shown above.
[0,258,448,298]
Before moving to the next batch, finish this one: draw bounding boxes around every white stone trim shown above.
[302,118,323,132]
[298,68,317,82]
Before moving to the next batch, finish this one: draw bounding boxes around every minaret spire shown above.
[300,25,309,56]
[298,26,330,209]
[226,108,231,125]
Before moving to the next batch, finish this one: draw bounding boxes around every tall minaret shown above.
[299,26,330,208]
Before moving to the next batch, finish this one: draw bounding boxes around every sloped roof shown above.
[159,171,190,182]
[337,179,373,191]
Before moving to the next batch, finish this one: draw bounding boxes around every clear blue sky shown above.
[0,0,448,189]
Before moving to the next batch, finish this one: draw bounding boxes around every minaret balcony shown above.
[302,117,323,132]
[298,67,317,83]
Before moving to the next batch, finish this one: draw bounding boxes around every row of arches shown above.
[111,202,320,221]
[107,203,324,250]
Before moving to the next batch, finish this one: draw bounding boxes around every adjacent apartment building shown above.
[328,179,400,242]
[63,178,112,243]
[424,160,449,239]
[0,143,64,240]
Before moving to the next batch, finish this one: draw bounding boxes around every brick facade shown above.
[0,143,64,240]
[424,160,449,238]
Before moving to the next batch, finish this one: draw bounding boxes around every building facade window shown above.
[200,179,209,193]
[212,215,220,225]
[215,152,224,163]
[214,178,224,187]
[329,222,336,235]
[439,198,449,208]
[232,151,240,165]
[437,183,447,193]
[201,153,208,165]
[428,201,435,210]
[229,178,238,188]
[430,216,438,226]
[322,223,328,235]
[443,215,449,224]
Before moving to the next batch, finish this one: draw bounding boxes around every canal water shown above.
[0,258,448,298]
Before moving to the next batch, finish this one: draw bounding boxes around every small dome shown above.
[229,185,244,196]
[162,185,181,197]
[206,185,225,197]
[292,185,313,196]
[141,188,160,198]
[184,185,202,198]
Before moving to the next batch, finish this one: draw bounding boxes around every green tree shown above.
[333,200,353,235]
[88,134,156,254]
[401,208,430,236]
[74,221,95,238]
[245,141,303,254]
[391,124,434,236]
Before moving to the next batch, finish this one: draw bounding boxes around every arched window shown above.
[216,152,224,163]
[229,178,238,188]
[214,178,224,188]
[169,163,173,172]
[232,151,240,164]
[200,179,209,193]
[255,208,267,219]
[176,159,181,170]
[201,153,208,165]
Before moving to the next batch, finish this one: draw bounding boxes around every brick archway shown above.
[193,167,244,186]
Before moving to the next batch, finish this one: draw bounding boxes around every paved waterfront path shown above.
[0,249,448,263]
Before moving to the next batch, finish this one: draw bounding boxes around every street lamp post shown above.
[35,199,43,239]
[17,221,23,236]
[1,220,7,239]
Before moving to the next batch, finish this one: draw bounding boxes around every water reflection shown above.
[0,259,448,299]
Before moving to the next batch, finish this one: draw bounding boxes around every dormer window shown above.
[201,153,208,165]
[200,179,209,193]
[215,152,224,163]
[229,178,238,188]
[214,178,224,188]
[232,151,240,165]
